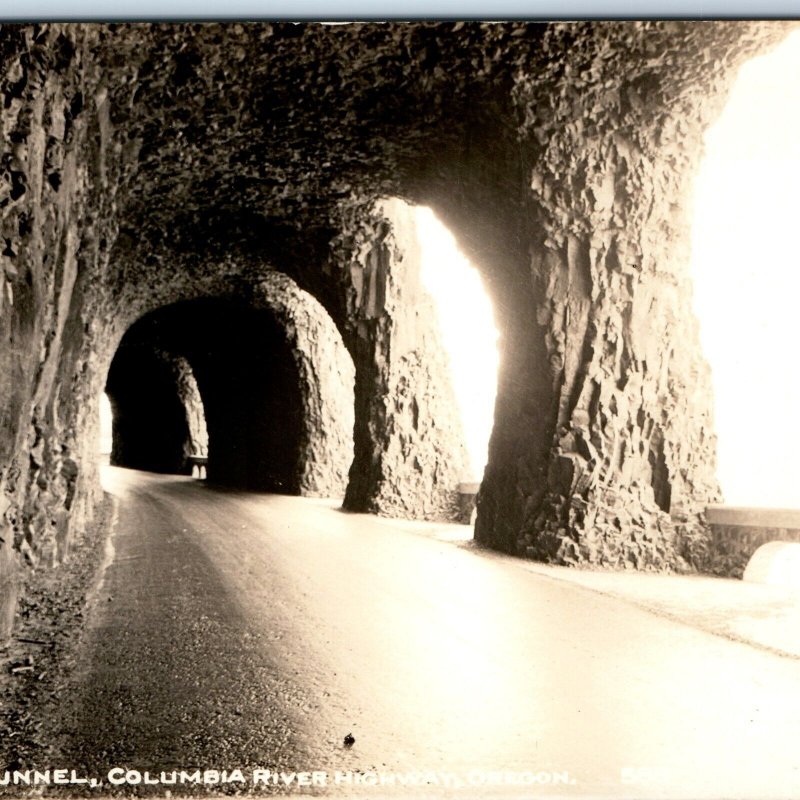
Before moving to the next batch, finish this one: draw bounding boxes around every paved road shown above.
[48,467,800,798]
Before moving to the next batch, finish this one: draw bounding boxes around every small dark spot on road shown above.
[343,732,355,748]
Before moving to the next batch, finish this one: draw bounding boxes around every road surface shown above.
[44,467,800,798]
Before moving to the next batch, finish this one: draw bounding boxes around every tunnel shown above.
[105,278,358,495]
[109,298,308,492]
[0,20,796,641]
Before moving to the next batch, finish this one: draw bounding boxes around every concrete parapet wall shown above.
[705,505,800,578]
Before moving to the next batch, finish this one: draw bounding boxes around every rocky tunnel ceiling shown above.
[1,19,798,638]
[105,23,534,247]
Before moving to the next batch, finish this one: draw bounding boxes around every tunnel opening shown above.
[196,300,304,493]
[106,344,196,475]
[108,298,305,492]
[690,28,800,510]
[339,196,494,523]
[413,205,500,484]
[98,392,113,463]
[105,283,355,497]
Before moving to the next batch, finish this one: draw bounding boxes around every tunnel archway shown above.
[106,279,356,497]
[111,298,304,493]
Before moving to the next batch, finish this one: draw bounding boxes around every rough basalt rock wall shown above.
[168,354,208,460]
[470,22,792,569]
[251,273,354,498]
[336,198,470,521]
[0,25,131,639]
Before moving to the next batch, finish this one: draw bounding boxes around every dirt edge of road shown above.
[0,493,117,779]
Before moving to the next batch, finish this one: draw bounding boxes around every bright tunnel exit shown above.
[691,28,800,509]
[414,206,500,482]
[99,392,113,459]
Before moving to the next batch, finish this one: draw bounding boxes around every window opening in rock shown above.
[414,206,500,483]
[691,28,800,508]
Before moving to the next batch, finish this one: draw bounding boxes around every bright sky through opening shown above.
[691,28,800,509]
[99,392,113,455]
[415,206,500,482]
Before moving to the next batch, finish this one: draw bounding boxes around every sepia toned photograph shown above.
[1,17,800,800]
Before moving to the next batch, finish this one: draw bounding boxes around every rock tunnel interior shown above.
[105,208,498,500]
[0,21,797,639]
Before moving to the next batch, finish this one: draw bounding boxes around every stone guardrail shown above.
[188,456,208,479]
[705,505,800,579]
